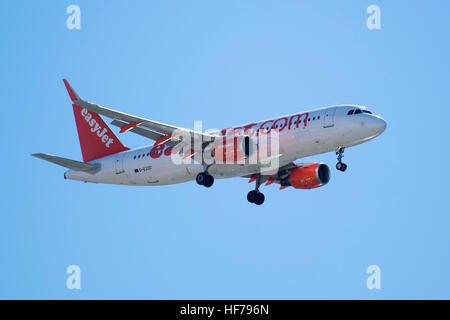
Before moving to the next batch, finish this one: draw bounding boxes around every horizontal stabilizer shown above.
[32,153,101,174]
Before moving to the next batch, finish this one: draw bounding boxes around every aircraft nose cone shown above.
[361,117,387,137]
[377,117,387,134]
[367,116,387,136]
[374,118,387,134]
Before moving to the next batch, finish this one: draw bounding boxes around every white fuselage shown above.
[64,105,386,185]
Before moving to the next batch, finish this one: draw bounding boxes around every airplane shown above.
[32,79,387,205]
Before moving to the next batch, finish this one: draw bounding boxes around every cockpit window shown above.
[348,108,373,115]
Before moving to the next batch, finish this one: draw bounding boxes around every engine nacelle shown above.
[288,163,330,189]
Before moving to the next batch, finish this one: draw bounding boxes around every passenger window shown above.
[133,156,136,159]
[355,109,362,114]
[313,117,316,120]
[347,110,354,115]
[317,116,320,119]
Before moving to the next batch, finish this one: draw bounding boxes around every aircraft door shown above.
[115,155,125,174]
[323,107,336,128]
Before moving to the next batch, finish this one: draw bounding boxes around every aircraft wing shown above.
[73,96,218,147]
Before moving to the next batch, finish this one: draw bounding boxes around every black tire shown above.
[196,172,205,185]
[203,174,214,188]
[247,190,258,203]
[254,192,265,205]
[336,162,343,171]
[341,163,347,172]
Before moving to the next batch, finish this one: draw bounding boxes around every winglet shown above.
[63,79,80,102]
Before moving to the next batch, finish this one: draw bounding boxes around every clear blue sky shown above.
[1,0,449,299]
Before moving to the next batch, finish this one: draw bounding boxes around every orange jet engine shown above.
[287,163,330,189]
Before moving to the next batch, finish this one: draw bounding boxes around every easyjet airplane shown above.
[33,80,386,205]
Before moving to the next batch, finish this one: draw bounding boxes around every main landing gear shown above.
[336,147,347,172]
[247,174,265,205]
[196,172,214,188]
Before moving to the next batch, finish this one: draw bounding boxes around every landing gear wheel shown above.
[203,174,214,188]
[254,192,265,205]
[247,190,258,203]
[247,174,265,205]
[336,162,347,172]
[196,172,206,185]
[197,172,214,187]
[247,191,265,205]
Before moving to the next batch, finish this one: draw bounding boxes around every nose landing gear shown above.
[196,172,214,187]
[247,174,265,205]
[336,147,347,172]
[336,162,347,171]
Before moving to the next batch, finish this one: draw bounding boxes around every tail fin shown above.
[63,79,129,162]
